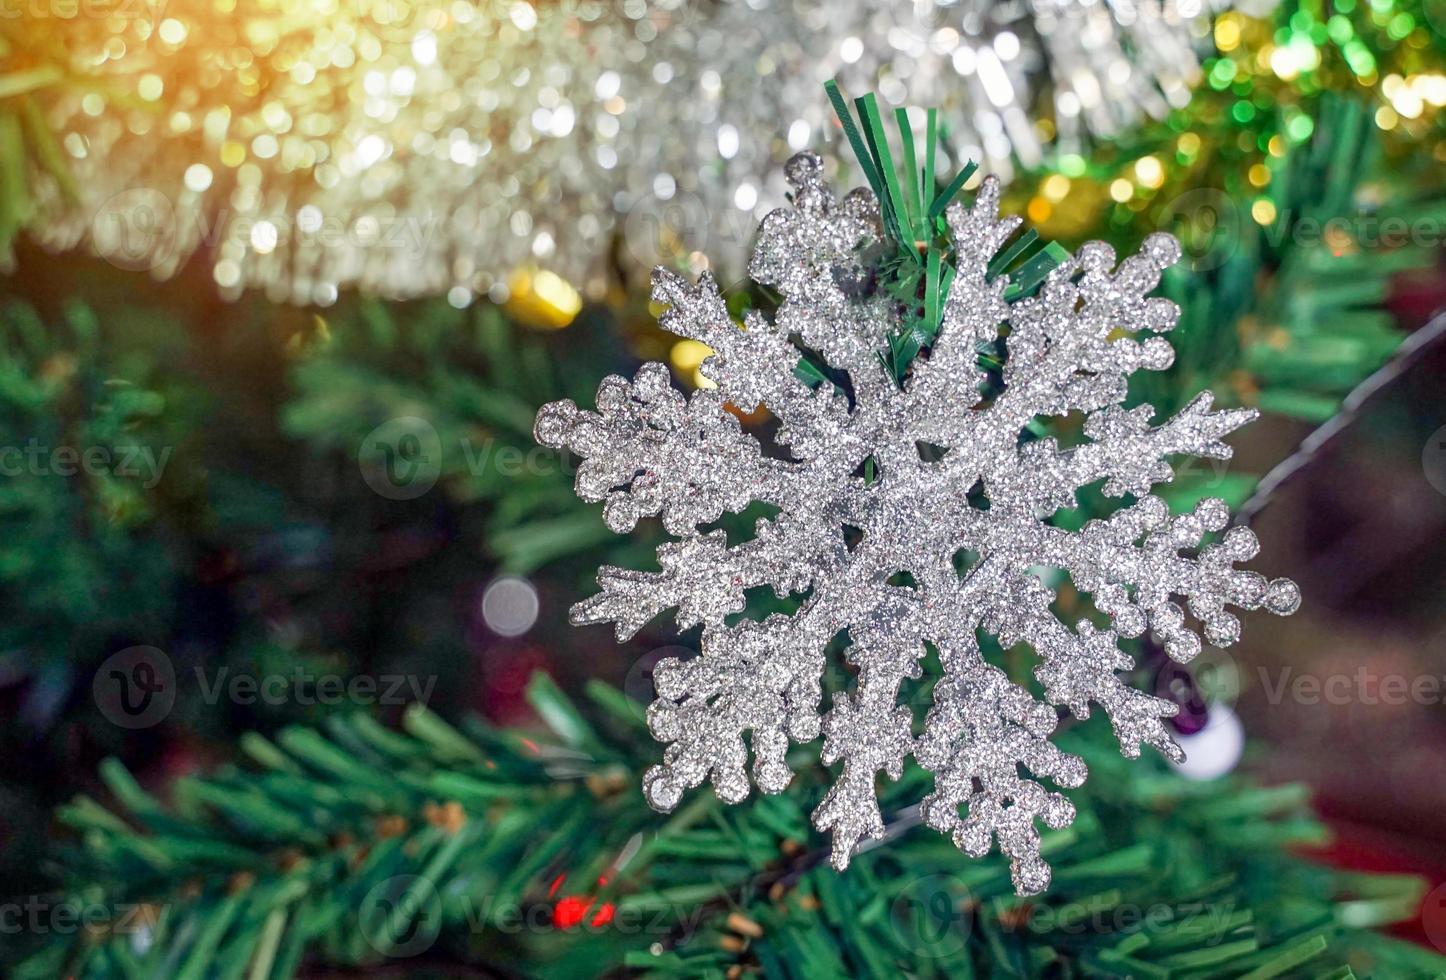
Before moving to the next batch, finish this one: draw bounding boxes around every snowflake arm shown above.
[899,178,1018,443]
[643,611,829,810]
[993,392,1259,512]
[1040,495,1301,659]
[534,362,788,536]
[992,236,1182,432]
[815,602,926,867]
[569,510,842,642]
[650,269,806,417]
[916,647,1086,896]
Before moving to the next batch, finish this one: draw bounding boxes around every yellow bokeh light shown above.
[1390,88,1424,119]
[220,141,247,167]
[1251,199,1277,225]
[214,259,241,288]
[1270,45,1299,80]
[1041,174,1070,202]
[1178,133,1201,156]
[1248,164,1270,187]
[1027,197,1052,223]
[1109,179,1133,203]
[670,339,714,373]
[505,267,582,329]
[1133,156,1164,189]
[184,163,214,193]
[1214,15,1241,52]
[250,220,279,254]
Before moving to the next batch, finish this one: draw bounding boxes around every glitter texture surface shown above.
[535,153,1300,895]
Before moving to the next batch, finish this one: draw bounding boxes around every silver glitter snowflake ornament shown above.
[534,151,1300,895]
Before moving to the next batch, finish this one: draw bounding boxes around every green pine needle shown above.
[929,160,980,220]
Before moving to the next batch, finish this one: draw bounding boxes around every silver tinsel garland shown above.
[26,0,1220,303]
[536,151,1299,894]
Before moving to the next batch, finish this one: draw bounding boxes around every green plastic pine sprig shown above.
[823,80,1069,387]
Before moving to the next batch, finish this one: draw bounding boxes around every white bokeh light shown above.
[482,576,540,637]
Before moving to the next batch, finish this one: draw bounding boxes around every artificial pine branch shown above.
[17,676,1443,979]
[0,300,193,670]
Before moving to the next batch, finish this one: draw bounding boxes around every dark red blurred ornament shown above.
[474,645,550,724]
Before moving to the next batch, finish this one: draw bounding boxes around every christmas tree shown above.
[2,1,1445,976]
